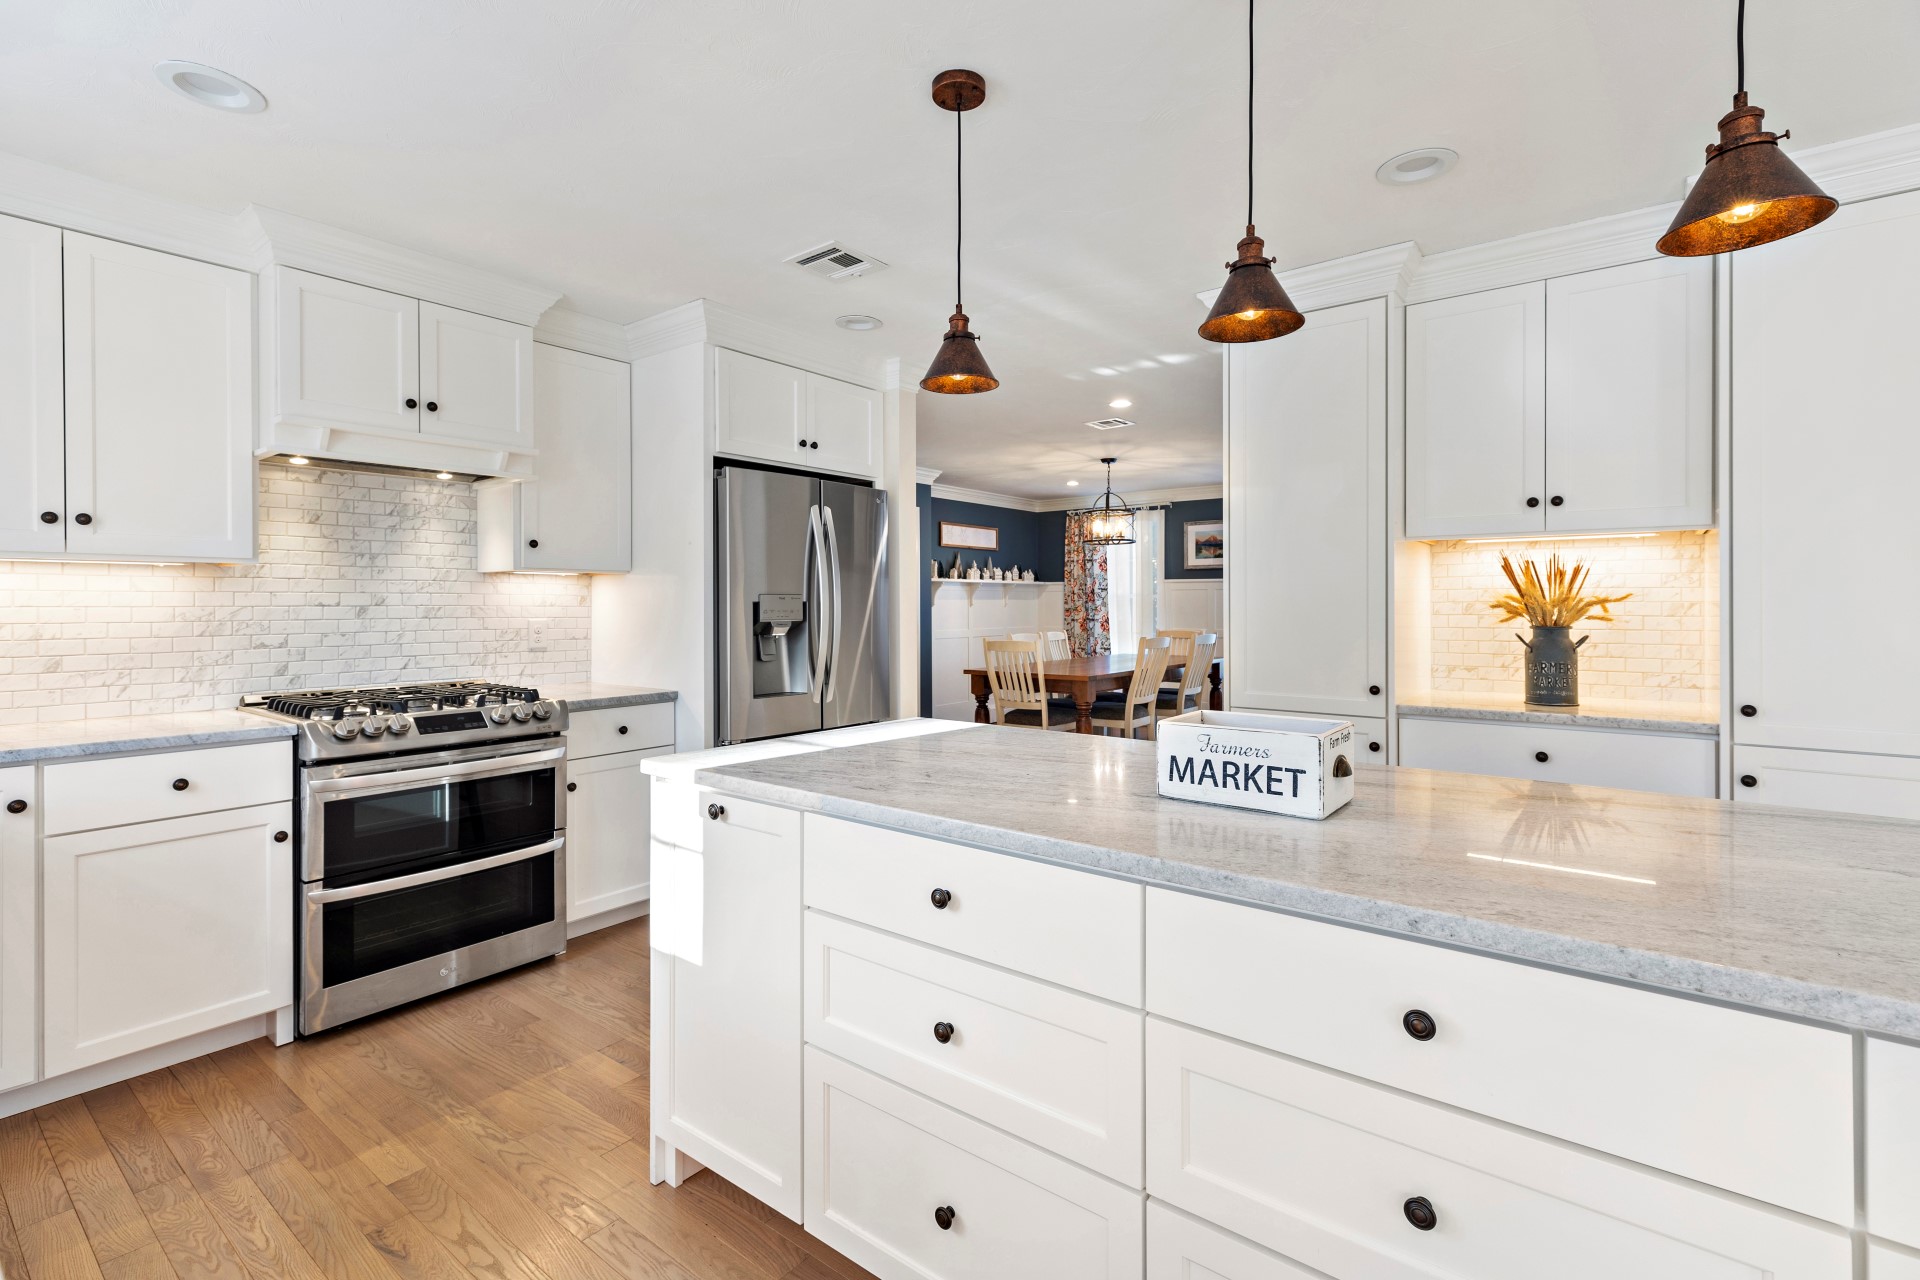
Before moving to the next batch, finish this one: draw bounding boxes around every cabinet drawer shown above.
[804,1047,1144,1280]
[1734,746,1920,820]
[1346,715,1387,765]
[1869,1038,1920,1249]
[568,702,674,757]
[1146,1019,1849,1280]
[1147,1202,1323,1280]
[1399,715,1717,797]
[804,813,1143,1005]
[1147,888,1852,1223]
[805,911,1143,1186]
[43,741,292,835]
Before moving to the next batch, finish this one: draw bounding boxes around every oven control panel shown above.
[419,710,488,734]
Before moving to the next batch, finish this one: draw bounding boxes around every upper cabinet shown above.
[1406,257,1713,538]
[0,218,253,564]
[262,266,535,476]
[715,347,878,478]
[478,343,633,574]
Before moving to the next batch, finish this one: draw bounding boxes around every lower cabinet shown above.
[565,745,668,927]
[41,802,293,1076]
[1148,1202,1323,1280]
[1399,715,1718,798]
[1869,1039,1920,1251]
[804,1046,1145,1280]
[1872,1242,1920,1280]
[1733,745,1920,820]
[1145,1018,1850,1280]
[0,767,35,1093]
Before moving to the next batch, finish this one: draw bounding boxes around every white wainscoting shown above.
[930,580,1066,722]
[1161,579,1224,637]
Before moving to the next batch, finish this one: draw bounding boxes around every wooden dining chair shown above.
[1006,634,1077,719]
[1156,631,1217,721]
[1042,630,1071,663]
[1156,628,1202,693]
[984,639,1070,730]
[1088,636,1172,740]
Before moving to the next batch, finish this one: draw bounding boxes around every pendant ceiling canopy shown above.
[922,68,999,394]
[1078,458,1137,547]
[1657,0,1836,256]
[1199,0,1304,344]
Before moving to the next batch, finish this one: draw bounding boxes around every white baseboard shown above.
[568,896,651,939]
[0,1009,284,1119]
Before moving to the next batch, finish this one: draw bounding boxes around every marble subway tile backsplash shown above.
[1425,531,1719,704]
[0,462,590,725]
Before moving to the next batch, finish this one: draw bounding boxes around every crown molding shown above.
[241,206,561,324]
[1198,242,1423,315]
[915,467,943,486]
[1034,483,1224,512]
[533,308,631,362]
[0,149,251,268]
[1794,118,1920,206]
[883,356,922,393]
[624,299,711,360]
[929,484,1043,513]
[1404,203,1677,305]
[624,298,895,387]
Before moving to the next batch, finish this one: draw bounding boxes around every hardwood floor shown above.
[0,919,876,1280]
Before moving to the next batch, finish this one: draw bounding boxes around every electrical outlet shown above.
[527,620,549,652]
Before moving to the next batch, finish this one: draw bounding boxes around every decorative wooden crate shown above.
[1156,710,1357,820]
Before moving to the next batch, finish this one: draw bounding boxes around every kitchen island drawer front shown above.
[805,911,1144,1186]
[1399,716,1717,797]
[1732,746,1920,820]
[569,703,674,758]
[803,1047,1145,1280]
[804,813,1143,1005]
[1146,1019,1849,1280]
[1869,1038,1920,1249]
[1147,1202,1326,1280]
[1147,889,1852,1224]
[43,741,292,834]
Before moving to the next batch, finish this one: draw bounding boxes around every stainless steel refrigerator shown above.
[716,465,891,743]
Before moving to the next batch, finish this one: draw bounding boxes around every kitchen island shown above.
[651,724,1920,1280]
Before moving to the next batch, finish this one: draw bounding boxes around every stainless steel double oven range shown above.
[241,681,569,1035]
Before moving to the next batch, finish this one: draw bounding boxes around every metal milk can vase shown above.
[1520,626,1588,706]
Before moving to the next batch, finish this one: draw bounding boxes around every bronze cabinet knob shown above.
[1740,774,1758,788]
[618,725,629,734]
[1403,1009,1437,1041]
[75,513,93,525]
[1368,685,1381,696]
[1534,751,1550,763]
[933,1205,956,1231]
[424,401,438,412]
[933,1021,955,1044]
[707,802,725,820]
[1549,495,1565,507]
[798,438,809,448]
[172,778,189,791]
[1403,1196,1438,1231]
[1526,497,1540,508]
[567,782,578,792]
[528,539,539,548]
[5,799,25,815]
[1368,741,1382,752]
[39,511,58,524]
[930,887,952,909]
[405,397,418,409]
[1740,704,1757,717]
[273,830,289,843]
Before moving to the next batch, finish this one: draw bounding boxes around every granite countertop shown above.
[542,682,678,712]
[1398,693,1720,737]
[703,725,1920,1040]
[0,710,297,766]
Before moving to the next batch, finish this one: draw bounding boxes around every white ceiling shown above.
[3,1,1916,498]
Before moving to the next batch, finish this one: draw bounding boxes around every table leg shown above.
[1074,693,1095,735]
[1209,667,1224,711]
[972,674,992,724]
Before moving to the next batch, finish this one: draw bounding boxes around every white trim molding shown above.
[0,149,252,268]
[626,297,896,389]
[534,308,632,362]
[1036,483,1224,512]
[928,484,1043,512]
[916,467,944,486]
[1200,242,1423,314]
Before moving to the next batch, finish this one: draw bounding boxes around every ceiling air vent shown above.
[1085,417,1135,430]
[787,242,888,280]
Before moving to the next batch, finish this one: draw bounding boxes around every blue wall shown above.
[928,498,1042,576]
[1163,498,1224,580]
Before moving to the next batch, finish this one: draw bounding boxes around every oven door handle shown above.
[305,837,565,904]
[306,745,568,797]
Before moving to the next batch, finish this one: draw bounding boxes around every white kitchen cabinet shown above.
[651,789,804,1218]
[42,801,293,1076]
[1405,281,1546,538]
[60,231,254,562]
[804,1047,1145,1280]
[1872,1242,1920,1280]
[0,767,35,1094]
[568,703,676,758]
[714,347,879,478]
[566,745,667,928]
[1399,716,1719,799]
[1733,189,1920,763]
[1348,716,1388,765]
[1545,258,1713,531]
[0,213,66,559]
[1227,296,1387,721]
[1146,1018,1849,1280]
[1732,746,1920,820]
[419,301,534,448]
[270,267,421,436]
[1868,1038,1920,1250]
[1148,1202,1326,1280]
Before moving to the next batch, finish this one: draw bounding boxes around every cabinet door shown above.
[1546,257,1713,532]
[652,791,804,1218]
[521,343,632,573]
[1406,282,1547,537]
[272,266,421,435]
[1733,189,1920,757]
[63,232,254,561]
[566,746,666,927]
[805,373,879,476]
[42,802,293,1076]
[714,347,804,464]
[0,767,35,1093]
[1869,1038,1920,1251]
[0,213,66,557]
[418,302,534,448]
[1227,297,1387,720]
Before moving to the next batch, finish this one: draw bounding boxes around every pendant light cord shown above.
[955,106,964,311]
[1246,0,1255,228]
[1736,0,1746,93]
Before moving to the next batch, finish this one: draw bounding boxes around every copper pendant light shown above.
[922,69,999,394]
[1078,458,1137,547]
[1198,0,1304,344]
[1656,0,1836,256]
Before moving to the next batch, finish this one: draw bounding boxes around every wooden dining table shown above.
[963,652,1225,734]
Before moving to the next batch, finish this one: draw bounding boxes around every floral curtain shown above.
[1063,512,1111,657]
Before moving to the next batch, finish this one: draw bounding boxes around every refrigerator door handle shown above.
[822,503,844,704]
[808,502,830,703]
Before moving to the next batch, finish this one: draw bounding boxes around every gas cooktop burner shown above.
[248,681,542,721]
[239,681,564,760]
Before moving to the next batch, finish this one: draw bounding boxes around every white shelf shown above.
[929,576,1062,586]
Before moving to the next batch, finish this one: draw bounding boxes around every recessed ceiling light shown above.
[154,60,267,113]
[1109,398,1132,409]
[1376,147,1458,185]
[835,314,884,331]
[1066,480,1080,487]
